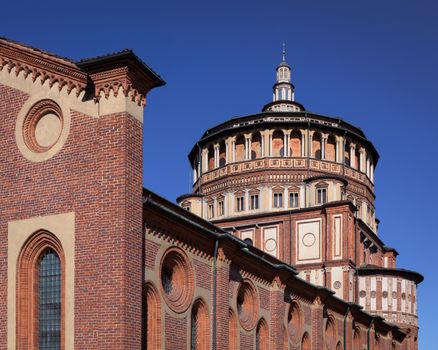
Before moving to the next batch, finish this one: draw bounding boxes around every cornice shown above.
[0,39,87,96]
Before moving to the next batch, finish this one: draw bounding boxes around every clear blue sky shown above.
[2,0,437,347]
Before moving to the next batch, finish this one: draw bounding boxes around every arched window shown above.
[283,326,288,350]
[17,230,65,349]
[207,145,214,171]
[235,135,245,162]
[144,283,161,349]
[272,130,284,157]
[256,318,269,350]
[353,327,361,350]
[344,141,351,166]
[289,130,301,157]
[229,309,238,349]
[312,132,322,159]
[38,249,62,349]
[219,141,227,167]
[325,315,337,350]
[191,299,210,350]
[301,332,311,350]
[326,135,336,162]
[252,132,262,159]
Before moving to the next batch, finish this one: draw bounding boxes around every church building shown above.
[0,37,422,349]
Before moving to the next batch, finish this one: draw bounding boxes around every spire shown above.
[261,44,305,113]
[282,42,286,62]
[274,43,293,101]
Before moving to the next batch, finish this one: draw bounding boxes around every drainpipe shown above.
[367,318,374,350]
[344,304,350,350]
[354,216,358,303]
[289,211,293,265]
[212,239,219,350]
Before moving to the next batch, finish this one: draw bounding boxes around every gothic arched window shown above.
[191,299,210,350]
[17,230,65,350]
[144,283,161,349]
[38,249,62,349]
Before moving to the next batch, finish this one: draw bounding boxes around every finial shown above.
[282,42,286,62]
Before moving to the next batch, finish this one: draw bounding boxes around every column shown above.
[370,163,374,183]
[232,138,236,163]
[321,133,328,160]
[283,129,291,157]
[350,143,356,168]
[244,134,252,160]
[226,137,235,164]
[335,136,343,163]
[308,130,315,158]
[202,148,209,172]
[214,143,220,168]
[300,129,307,157]
[366,157,370,177]
[261,132,265,157]
[284,187,288,209]
[359,147,366,173]
[268,130,274,157]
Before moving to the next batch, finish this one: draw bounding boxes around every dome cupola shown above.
[263,43,305,112]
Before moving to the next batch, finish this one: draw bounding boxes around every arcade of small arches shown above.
[194,128,375,185]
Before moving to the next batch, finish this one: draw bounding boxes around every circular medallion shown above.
[34,112,62,148]
[392,291,397,299]
[264,238,277,252]
[159,247,194,313]
[333,281,341,290]
[371,291,376,298]
[382,291,388,299]
[22,99,63,153]
[302,233,316,247]
[359,290,366,298]
[16,98,70,162]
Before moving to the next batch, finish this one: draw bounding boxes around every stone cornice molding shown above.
[0,39,87,96]
[78,51,165,107]
[1,38,165,107]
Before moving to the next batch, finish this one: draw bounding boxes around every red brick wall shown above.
[165,313,187,349]
[0,83,144,349]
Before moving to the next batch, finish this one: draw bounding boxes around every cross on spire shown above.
[282,42,286,62]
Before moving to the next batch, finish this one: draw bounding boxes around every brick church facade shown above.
[0,38,422,349]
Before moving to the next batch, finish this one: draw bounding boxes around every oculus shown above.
[236,280,258,330]
[23,99,63,153]
[159,247,194,313]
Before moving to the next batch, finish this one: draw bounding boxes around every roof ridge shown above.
[0,36,75,64]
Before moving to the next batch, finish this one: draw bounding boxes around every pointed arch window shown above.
[38,249,62,349]
[256,319,269,350]
[191,299,210,350]
[17,230,65,350]
[144,283,161,349]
